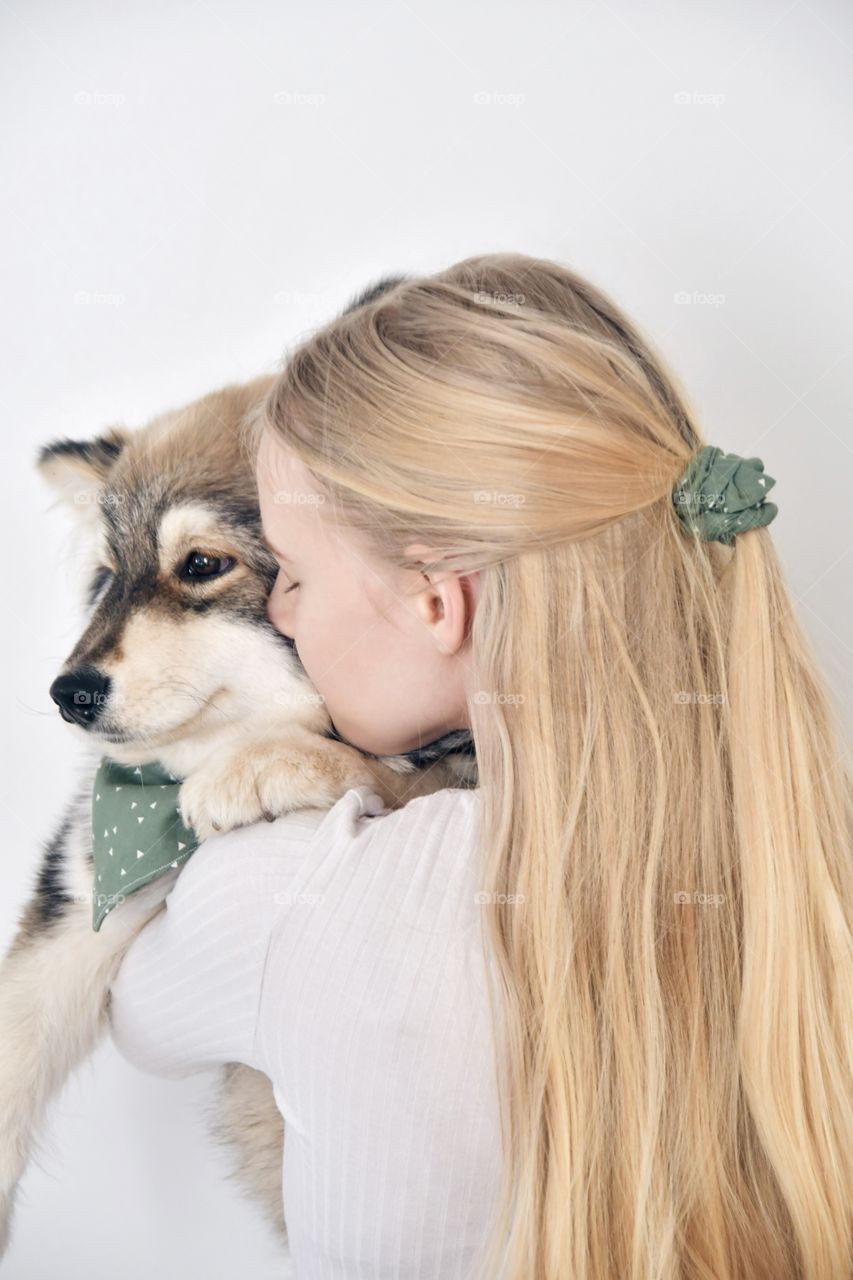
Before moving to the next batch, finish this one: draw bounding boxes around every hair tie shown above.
[671,445,778,545]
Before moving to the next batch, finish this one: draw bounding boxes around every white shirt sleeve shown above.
[108,782,504,1280]
[107,796,353,1077]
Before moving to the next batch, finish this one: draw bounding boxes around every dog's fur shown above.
[0,284,477,1256]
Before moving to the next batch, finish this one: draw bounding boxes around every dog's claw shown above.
[262,809,275,822]
[211,820,221,832]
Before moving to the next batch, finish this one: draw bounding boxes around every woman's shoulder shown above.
[274,782,482,872]
[318,784,483,913]
[170,783,480,895]
[366,782,481,818]
[345,782,481,844]
[260,781,481,844]
[240,783,482,917]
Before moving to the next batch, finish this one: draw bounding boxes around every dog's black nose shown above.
[49,668,111,727]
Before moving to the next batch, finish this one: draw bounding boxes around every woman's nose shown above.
[266,589,295,639]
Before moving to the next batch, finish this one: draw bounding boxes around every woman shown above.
[109,253,853,1279]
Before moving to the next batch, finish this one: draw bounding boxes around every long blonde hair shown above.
[258,253,853,1279]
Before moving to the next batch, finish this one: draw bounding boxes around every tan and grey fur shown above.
[0,294,476,1256]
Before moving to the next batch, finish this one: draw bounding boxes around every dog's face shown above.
[39,375,327,768]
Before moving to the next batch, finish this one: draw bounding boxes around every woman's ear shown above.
[404,542,480,655]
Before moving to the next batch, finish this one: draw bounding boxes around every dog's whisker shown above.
[17,703,63,717]
[156,680,244,729]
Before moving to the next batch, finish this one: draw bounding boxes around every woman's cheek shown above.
[266,576,297,636]
[300,616,346,699]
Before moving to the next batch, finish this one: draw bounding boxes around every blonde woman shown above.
[109,253,853,1278]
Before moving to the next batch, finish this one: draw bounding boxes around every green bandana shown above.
[91,757,200,932]
[672,445,778,545]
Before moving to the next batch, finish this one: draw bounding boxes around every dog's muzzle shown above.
[49,667,111,728]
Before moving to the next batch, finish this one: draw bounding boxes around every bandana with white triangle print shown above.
[90,757,199,931]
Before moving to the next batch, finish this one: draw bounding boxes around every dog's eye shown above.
[179,551,236,580]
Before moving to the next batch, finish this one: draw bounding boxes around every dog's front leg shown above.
[177,727,463,839]
[0,874,171,1256]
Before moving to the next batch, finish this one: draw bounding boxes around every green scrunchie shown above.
[672,445,778,546]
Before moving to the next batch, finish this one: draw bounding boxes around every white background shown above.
[2,1,852,1276]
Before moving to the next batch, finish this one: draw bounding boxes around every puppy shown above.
[0,296,476,1255]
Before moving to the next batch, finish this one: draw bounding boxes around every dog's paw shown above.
[178,767,261,840]
[178,732,385,839]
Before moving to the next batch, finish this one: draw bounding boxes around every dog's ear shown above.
[36,427,130,514]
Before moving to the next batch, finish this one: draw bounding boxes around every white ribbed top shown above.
[108,784,505,1278]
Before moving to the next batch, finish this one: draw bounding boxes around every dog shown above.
[0,282,477,1257]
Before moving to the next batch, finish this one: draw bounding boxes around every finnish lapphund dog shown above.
[0,280,476,1256]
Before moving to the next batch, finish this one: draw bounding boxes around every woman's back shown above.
[110,784,505,1278]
